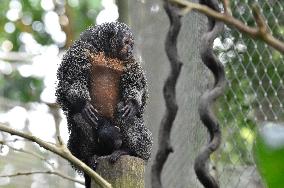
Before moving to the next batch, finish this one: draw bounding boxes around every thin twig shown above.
[252,3,268,35]
[0,171,84,185]
[0,140,87,185]
[1,138,23,143]
[171,0,284,54]
[0,96,30,110]
[151,1,183,188]
[222,0,231,15]
[0,123,112,188]
[47,103,64,145]
[0,52,36,62]
[0,140,55,167]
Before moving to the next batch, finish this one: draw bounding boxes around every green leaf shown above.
[254,123,284,188]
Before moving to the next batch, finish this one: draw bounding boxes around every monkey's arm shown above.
[56,41,98,126]
[56,41,90,111]
[119,61,148,118]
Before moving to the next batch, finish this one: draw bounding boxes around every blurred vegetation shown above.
[254,123,284,188]
[0,0,101,50]
[0,0,102,187]
[217,0,284,167]
[0,0,102,104]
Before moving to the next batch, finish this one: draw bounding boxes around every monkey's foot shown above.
[117,99,139,119]
[88,155,99,171]
[109,150,130,163]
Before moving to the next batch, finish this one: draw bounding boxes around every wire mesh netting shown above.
[215,0,284,187]
[0,0,283,187]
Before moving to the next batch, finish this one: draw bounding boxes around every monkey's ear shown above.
[108,25,119,38]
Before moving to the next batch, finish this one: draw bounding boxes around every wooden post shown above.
[91,155,145,188]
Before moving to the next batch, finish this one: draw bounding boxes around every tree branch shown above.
[171,0,284,54]
[0,123,112,188]
[194,0,226,187]
[0,171,84,185]
[222,0,231,16]
[151,1,183,188]
[251,3,268,35]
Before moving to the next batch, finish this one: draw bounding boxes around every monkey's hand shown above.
[108,149,130,163]
[81,101,99,127]
[117,99,139,119]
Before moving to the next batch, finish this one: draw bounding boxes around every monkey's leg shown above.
[123,118,153,161]
[83,154,99,188]
[84,173,91,188]
[72,113,96,141]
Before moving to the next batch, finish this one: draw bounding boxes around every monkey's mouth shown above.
[119,46,132,60]
[119,50,132,60]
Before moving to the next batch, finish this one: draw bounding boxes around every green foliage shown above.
[254,124,284,188]
[0,71,43,102]
[69,0,102,39]
[0,0,102,103]
[0,0,101,49]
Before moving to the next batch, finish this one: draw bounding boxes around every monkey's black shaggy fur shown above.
[56,22,153,178]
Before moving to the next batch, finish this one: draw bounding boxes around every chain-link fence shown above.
[215,0,284,187]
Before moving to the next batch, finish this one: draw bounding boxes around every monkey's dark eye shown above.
[123,36,133,46]
[124,39,129,45]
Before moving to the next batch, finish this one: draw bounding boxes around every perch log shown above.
[91,155,145,188]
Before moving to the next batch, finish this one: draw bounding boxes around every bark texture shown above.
[91,155,145,188]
